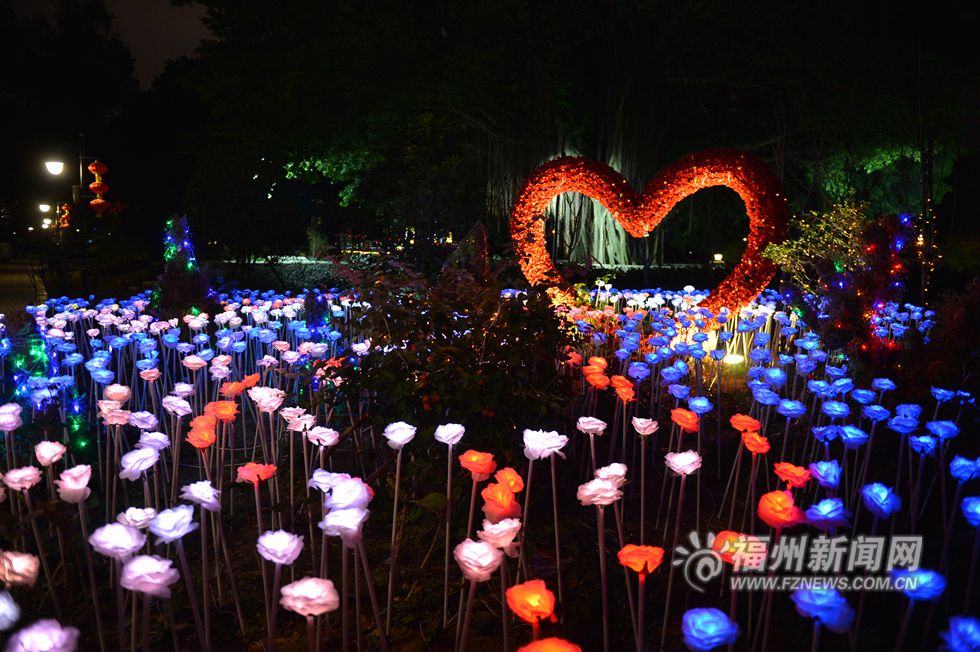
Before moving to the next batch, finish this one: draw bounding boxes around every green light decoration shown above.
[763,198,872,295]
[163,216,199,270]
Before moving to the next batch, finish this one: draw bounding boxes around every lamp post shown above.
[43,135,95,294]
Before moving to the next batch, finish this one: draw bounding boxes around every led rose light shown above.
[0,552,40,587]
[256,530,305,566]
[575,417,606,471]
[117,507,157,529]
[434,422,465,628]
[0,403,23,432]
[681,607,740,651]
[257,530,305,648]
[180,481,221,512]
[89,523,146,560]
[0,589,20,631]
[481,483,521,524]
[665,450,702,476]
[150,505,205,645]
[522,429,568,461]
[118,447,159,481]
[3,467,42,492]
[670,408,699,433]
[505,579,556,640]
[5,618,80,652]
[120,554,180,598]
[318,507,369,548]
[104,383,132,403]
[618,544,665,650]
[149,505,198,545]
[279,576,340,617]
[477,518,521,557]
[280,576,341,650]
[247,386,286,412]
[381,421,415,634]
[454,538,505,651]
[33,441,66,467]
[306,426,339,448]
[516,638,582,652]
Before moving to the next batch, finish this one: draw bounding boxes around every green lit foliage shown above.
[283,150,382,208]
[764,198,872,295]
[818,146,955,216]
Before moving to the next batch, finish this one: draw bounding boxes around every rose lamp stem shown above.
[640,436,647,544]
[307,616,316,652]
[550,455,564,614]
[458,580,477,652]
[268,562,283,651]
[637,573,646,652]
[442,444,453,629]
[597,505,610,652]
[661,474,686,650]
[78,504,107,652]
[176,540,208,652]
[356,539,389,652]
[499,563,509,651]
[385,448,403,635]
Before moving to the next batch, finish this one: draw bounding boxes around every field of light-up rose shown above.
[0,282,975,652]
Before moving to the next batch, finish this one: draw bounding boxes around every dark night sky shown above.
[15,0,209,87]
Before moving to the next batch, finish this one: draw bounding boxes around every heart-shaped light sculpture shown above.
[510,148,788,312]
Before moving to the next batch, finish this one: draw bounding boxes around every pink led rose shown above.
[576,478,622,506]
[117,507,157,529]
[3,467,42,492]
[576,417,607,436]
[103,384,131,403]
[120,554,180,598]
[256,530,304,566]
[477,518,522,557]
[34,442,66,467]
[0,552,40,587]
[180,481,221,512]
[665,450,702,476]
[89,522,146,560]
[279,577,340,617]
[54,465,91,503]
[632,417,659,436]
[453,539,504,582]
[0,404,23,432]
[306,427,339,448]
[5,618,79,652]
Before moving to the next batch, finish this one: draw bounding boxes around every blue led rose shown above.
[861,483,901,520]
[791,588,855,632]
[682,608,740,651]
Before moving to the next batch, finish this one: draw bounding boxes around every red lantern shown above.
[87,160,109,216]
[58,203,72,229]
[87,160,108,176]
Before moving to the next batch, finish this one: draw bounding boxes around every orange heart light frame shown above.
[510,148,788,312]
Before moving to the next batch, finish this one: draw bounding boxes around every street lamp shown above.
[44,161,65,176]
[39,204,51,213]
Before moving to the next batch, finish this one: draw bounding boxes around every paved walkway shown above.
[0,262,44,322]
